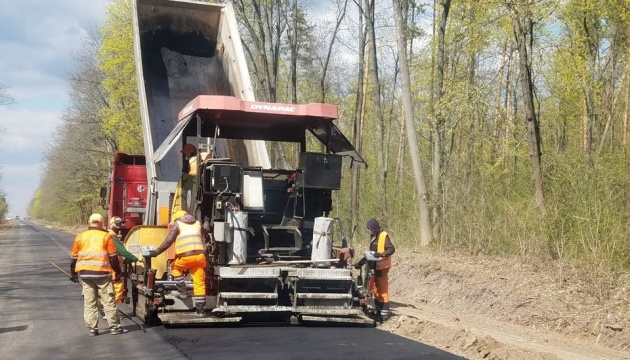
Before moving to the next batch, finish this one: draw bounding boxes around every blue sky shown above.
[0,0,109,217]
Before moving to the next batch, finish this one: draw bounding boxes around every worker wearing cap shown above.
[70,213,127,336]
[108,216,138,304]
[149,210,208,317]
[362,218,395,321]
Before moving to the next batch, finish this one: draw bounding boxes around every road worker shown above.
[108,216,138,304]
[356,218,395,321]
[70,213,128,336]
[181,143,210,176]
[149,210,208,317]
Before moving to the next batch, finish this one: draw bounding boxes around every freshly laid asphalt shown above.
[0,220,465,360]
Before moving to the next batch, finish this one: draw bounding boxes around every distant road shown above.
[0,220,464,360]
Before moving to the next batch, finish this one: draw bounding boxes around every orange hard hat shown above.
[181,143,197,155]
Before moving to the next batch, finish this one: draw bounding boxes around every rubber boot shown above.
[374,300,383,323]
[195,302,206,317]
[380,302,391,321]
[374,300,383,313]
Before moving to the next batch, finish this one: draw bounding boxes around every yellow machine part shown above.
[171,174,197,217]
[123,225,170,279]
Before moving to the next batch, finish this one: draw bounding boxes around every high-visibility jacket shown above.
[175,221,204,255]
[71,229,117,273]
[376,231,392,270]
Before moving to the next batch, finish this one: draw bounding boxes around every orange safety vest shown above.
[74,229,116,273]
[376,231,392,270]
[175,221,204,255]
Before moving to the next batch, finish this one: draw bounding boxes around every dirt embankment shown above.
[381,251,630,359]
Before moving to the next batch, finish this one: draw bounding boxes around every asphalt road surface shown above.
[0,221,465,360]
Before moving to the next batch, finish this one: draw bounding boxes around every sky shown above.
[0,0,110,217]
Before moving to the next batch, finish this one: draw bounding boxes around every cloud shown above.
[0,0,109,104]
[0,107,62,157]
[0,0,109,216]
[0,162,44,217]
[0,108,62,215]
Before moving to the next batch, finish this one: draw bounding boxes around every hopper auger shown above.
[107,0,370,326]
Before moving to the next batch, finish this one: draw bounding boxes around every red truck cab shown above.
[100,152,148,235]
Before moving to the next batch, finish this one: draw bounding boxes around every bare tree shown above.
[318,0,349,103]
[506,0,545,213]
[32,30,116,224]
[0,83,15,206]
[430,0,451,236]
[0,83,15,106]
[365,0,387,218]
[235,0,286,102]
[351,0,368,234]
[235,0,291,168]
[392,0,432,246]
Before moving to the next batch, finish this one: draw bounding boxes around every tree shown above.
[317,0,349,103]
[506,0,545,213]
[97,0,142,153]
[392,0,432,246]
[0,191,7,221]
[0,82,14,219]
[0,83,15,106]
[30,26,114,224]
[350,0,369,234]
[235,0,286,102]
[430,0,451,235]
[365,0,387,218]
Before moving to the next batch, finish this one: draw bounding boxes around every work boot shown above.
[374,300,384,323]
[195,302,205,317]
[170,290,188,299]
[89,328,99,337]
[374,300,383,314]
[110,326,128,335]
[381,302,391,321]
[173,280,188,298]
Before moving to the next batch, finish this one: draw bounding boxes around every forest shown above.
[26,0,630,270]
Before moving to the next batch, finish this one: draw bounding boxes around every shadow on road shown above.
[0,325,29,334]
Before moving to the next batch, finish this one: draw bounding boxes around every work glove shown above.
[70,273,78,283]
[373,252,383,258]
[148,250,158,257]
[354,263,363,270]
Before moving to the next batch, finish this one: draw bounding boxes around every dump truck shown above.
[121,0,371,325]
[98,152,148,238]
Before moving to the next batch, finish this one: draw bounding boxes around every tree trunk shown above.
[351,7,367,234]
[431,0,451,236]
[289,0,298,104]
[512,12,545,213]
[624,83,629,154]
[393,0,432,246]
[502,43,514,163]
[365,0,387,218]
[320,0,348,103]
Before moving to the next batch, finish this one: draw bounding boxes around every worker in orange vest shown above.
[149,210,208,317]
[70,213,128,336]
[366,218,395,320]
